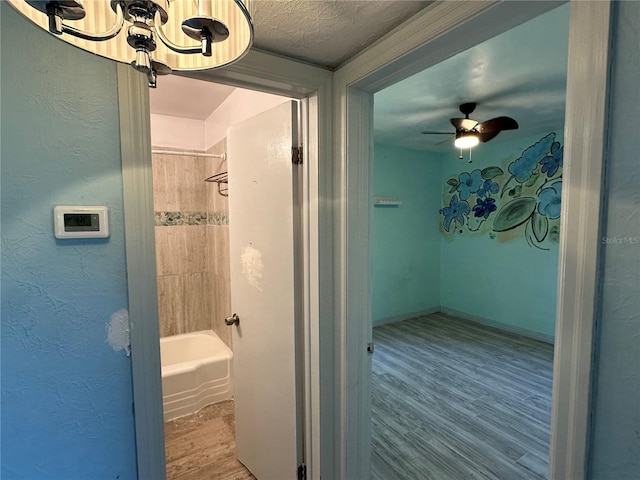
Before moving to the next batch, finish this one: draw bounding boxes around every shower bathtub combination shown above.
[160,330,233,421]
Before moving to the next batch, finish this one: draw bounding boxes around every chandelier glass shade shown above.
[7,0,253,86]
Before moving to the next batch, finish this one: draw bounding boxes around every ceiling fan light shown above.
[454,132,480,149]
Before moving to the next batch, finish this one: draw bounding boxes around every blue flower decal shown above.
[540,141,563,177]
[477,179,499,198]
[538,180,562,219]
[440,195,470,232]
[508,133,556,183]
[456,169,483,200]
[472,197,497,219]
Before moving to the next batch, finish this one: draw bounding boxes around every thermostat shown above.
[54,205,109,239]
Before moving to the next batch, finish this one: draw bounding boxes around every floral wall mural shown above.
[440,132,563,249]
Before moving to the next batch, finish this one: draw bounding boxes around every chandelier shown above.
[7,0,254,87]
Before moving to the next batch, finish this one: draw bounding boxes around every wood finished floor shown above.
[164,400,255,480]
[372,313,553,480]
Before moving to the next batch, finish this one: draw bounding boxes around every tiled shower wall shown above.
[152,138,232,348]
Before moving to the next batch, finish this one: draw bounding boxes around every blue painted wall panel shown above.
[589,1,640,478]
[1,4,137,479]
[440,234,559,337]
[372,135,561,338]
[372,145,441,325]
[439,134,562,339]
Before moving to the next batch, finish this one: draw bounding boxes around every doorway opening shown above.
[148,76,303,480]
[368,4,569,478]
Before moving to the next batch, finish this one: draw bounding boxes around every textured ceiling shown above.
[150,0,430,118]
[374,4,570,152]
[251,1,432,69]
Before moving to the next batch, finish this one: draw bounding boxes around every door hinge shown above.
[297,463,307,480]
[367,342,374,355]
[292,145,303,165]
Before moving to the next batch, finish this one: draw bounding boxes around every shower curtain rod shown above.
[151,149,226,160]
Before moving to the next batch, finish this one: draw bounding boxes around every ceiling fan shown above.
[422,102,519,149]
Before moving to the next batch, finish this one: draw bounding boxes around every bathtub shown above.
[160,330,233,421]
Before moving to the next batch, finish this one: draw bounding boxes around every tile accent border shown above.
[208,212,229,226]
[155,211,228,226]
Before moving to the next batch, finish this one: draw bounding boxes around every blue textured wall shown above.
[372,145,441,325]
[589,1,640,478]
[439,134,561,339]
[372,136,560,337]
[1,4,137,479]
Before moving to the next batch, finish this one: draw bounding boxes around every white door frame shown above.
[332,1,611,479]
[118,51,332,480]
[120,1,612,477]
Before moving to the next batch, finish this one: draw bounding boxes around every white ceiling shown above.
[149,75,235,120]
[374,4,570,152]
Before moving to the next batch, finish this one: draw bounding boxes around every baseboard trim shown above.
[439,307,555,345]
[374,307,555,344]
[373,308,440,327]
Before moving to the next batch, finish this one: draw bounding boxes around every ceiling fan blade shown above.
[421,130,454,135]
[475,116,518,143]
[477,131,500,143]
[450,118,478,131]
[476,116,519,134]
[435,137,453,146]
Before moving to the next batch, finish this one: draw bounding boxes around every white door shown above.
[227,101,302,480]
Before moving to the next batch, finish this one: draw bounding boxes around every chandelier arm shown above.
[154,11,201,55]
[59,2,125,41]
[147,69,157,88]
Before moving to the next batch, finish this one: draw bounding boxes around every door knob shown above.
[225,313,240,326]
